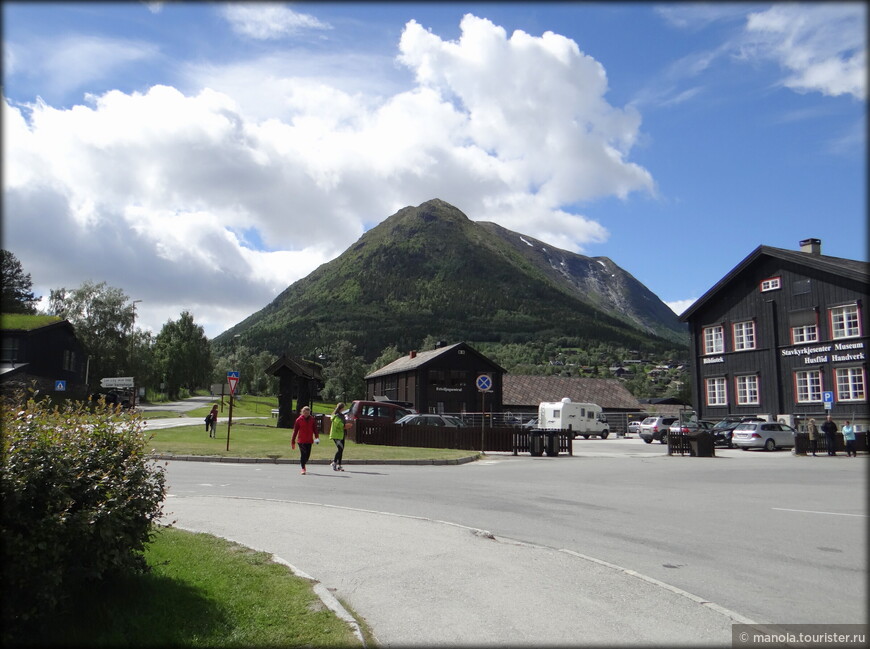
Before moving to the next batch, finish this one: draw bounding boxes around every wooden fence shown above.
[352,421,573,455]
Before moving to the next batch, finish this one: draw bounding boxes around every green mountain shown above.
[214,199,687,360]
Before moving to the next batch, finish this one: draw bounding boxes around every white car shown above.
[732,422,796,451]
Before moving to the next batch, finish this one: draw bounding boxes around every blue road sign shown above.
[823,391,834,409]
[55,380,67,391]
[476,374,493,392]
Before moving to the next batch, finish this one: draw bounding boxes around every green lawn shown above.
[22,526,369,647]
[148,422,476,461]
[143,395,478,461]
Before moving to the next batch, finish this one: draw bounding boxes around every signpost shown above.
[100,377,134,388]
[55,380,67,392]
[226,371,240,451]
[476,374,492,454]
[823,391,834,410]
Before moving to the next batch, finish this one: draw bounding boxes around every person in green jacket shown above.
[330,402,349,471]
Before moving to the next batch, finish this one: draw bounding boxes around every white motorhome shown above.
[538,398,610,439]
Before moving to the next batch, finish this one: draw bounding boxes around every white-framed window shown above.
[732,321,756,351]
[795,370,822,403]
[829,304,861,339]
[705,377,727,406]
[735,375,760,405]
[703,325,724,355]
[835,367,866,402]
[791,324,819,344]
[760,277,781,292]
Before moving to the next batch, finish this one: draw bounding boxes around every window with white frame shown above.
[735,375,760,405]
[795,370,822,403]
[760,277,781,292]
[703,325,724,355]
[705,377,727,406]
[835,367,866,402]
[829,304,861,339]
[732,321,756,351]
[789,308,819,344]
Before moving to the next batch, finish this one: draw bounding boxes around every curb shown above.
[150,454,481,465]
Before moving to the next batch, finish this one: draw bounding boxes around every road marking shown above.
[772,507,867,518]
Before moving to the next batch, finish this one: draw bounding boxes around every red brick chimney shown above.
[409,350,417,359]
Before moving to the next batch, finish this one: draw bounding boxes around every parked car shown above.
[395,414,467,427]
[639,416,678,444]
[627,420,643,436]
[732,422,797,451]
[711,416,767,448]
[668,419,715,436]
[344,400,414,435]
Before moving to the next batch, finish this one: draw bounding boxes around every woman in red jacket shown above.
[291,406,319,475]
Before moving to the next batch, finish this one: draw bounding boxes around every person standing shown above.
[207,405,219,438]
[807,418,819,456]
[292,405,319,475]
[329,402,349,471]
[821,414,838,456]
[842,420,856,457]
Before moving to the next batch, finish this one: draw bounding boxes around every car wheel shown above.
[660,433,668,444]
[643,438,652,444]
[764,439,776,452]
[741,446,749,451]
[600,431,609,439]
[583,435,590,439]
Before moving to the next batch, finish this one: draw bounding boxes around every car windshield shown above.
[734,423,757,431]
[642,417,656,424]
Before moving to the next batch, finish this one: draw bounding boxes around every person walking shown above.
[206,405,219,438]
[821,414,838,456]
[842,420,857,457]
[807,418,819,456]
[329,402,349,472]
[292,405,319,475]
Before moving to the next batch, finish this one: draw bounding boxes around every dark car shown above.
[711,416,767,447]
[395,414,467,427]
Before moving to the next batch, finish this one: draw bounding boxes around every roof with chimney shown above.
[679,240,869,321]
[502,375,642,411]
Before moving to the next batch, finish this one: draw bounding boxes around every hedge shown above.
[1,394,166,640]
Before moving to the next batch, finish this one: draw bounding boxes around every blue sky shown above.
[3,2,866,339]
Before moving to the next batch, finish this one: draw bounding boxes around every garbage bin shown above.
[544,432,560,456]
[529,431,545,456]
[689,431,715,457]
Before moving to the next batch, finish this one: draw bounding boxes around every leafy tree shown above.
[370,344,402,373]
[154,311,212,399]
[321,340,367,403]
[1,250,39,314]
[48,281,140,387]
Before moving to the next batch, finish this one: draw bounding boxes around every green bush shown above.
[1,394,167,640]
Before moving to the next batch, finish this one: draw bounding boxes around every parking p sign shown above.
[823,391,834,410]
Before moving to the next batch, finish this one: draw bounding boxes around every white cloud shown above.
[666,298,697,317]
[743,4,866,100]
[4,14,654,337]
[221,3,330,40]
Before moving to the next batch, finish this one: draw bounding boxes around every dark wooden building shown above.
[365,342,505,414]
[266,355,323,428]
[1,315,88,400]
[680,239,868,429]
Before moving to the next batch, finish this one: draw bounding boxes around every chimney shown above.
[409,350,416,359]
[799,238,821,255]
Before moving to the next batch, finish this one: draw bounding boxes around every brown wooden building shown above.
[365,342,505,414]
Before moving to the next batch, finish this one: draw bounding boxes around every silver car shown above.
[732,422,796,451]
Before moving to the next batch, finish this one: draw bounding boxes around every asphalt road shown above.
[160,438,867,646]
